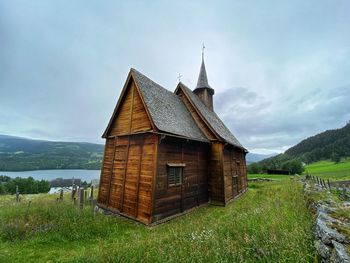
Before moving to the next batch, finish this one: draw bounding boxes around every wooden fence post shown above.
[327,179,331,189]
[89,185,94,202]
[16,185,19,202]
[59,189,63,201]
[71,185,76,200]
[79,188,84,209]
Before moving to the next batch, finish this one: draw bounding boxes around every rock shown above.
[331,240,350,263]
[248,178,276,182]
[316,218,348,245]
[315,240,331,260]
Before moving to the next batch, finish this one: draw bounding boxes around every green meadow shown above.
[247,173,294,181]
[304,157,350,181]
[0,180,315,263]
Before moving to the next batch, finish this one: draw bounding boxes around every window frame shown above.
[167,163,185,187]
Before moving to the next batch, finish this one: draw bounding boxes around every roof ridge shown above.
[179,83,245,150]
[131,68,175,95]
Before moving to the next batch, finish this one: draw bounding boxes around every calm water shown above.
[0,169,101,182]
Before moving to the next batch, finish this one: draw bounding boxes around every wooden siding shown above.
[109,80,152,137]
[98,133,157,224]
[153,137,209,221]
[177,89,217,140]
[97,138,115,206]
[208,142,225,204]
[223,146,248,203]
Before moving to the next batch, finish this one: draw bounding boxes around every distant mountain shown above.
[246,152,278,164]
[254,122,350,171]
[0,135,104,171]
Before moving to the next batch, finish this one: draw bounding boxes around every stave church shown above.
[97,52,248,224]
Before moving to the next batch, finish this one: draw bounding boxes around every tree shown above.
[331,152,341,164]
[282,160,304,175]
[248,163,262,174]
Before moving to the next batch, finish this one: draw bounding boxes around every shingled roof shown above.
[178,83,245,150]
[131,69,209,142]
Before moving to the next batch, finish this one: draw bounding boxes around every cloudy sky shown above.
[1,1,350,154]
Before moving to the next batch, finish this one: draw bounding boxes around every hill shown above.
[285,122,350,163]
[0,135,103,171]
[249,122,350,173]
[246,152,278,164]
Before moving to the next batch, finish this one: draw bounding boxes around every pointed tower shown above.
[193,48,215,111]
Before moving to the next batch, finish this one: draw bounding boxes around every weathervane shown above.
[177,73,183,82]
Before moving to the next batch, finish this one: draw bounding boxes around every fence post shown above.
[89,185,94,202]
[327,179,331,190]
[59,189,64,201]
[79,188,84,209]
[16,185,19,202]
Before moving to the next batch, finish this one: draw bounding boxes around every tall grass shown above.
[0,180,315,262]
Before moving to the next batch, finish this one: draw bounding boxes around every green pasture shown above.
[0,180,315,262]
[304,158,350,181]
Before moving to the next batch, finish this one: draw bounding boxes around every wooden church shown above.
[97,55,248,225]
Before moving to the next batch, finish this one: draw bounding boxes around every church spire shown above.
[196,44,211,90]
[193,45,215,111]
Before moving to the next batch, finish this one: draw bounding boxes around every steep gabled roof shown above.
[177,83,245,150]
[103,68,209,142]
[132,69,208,142]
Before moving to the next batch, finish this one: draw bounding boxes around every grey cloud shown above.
[1,1,350,153]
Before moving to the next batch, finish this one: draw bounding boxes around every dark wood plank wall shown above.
[177,89,217,140]
[109,80,152,137]
[98,138,115,206]
[208,142,225,204]
[98,134,157,224]
[223,148,234,202]
[223,146,248,203]
[153,137,209,221]
[98,77,158,224]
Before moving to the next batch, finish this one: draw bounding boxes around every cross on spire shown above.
[202,43,205,60]
[177,73,183,82]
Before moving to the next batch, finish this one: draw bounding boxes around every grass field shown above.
[247,173,294,181]
[0,180,315,263]
[305,157,350,181]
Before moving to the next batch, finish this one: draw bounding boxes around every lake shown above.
[0,169,101,182]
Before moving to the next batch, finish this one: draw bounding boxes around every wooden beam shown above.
[97,138,109,203]
[150,134,159,224]
[134,135,144,218]
[119,136,131,212]
[106,137,117,207]
[180,142,184,213]
[133,77,157,132]
[128,84,135,133]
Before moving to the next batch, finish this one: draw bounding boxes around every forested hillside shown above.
[0,135,103,171]
[249,122,350,174]
[285,122,350,163]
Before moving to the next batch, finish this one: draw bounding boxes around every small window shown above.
[167,166,183,186]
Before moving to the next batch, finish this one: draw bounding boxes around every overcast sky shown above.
[1,1,350,154]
